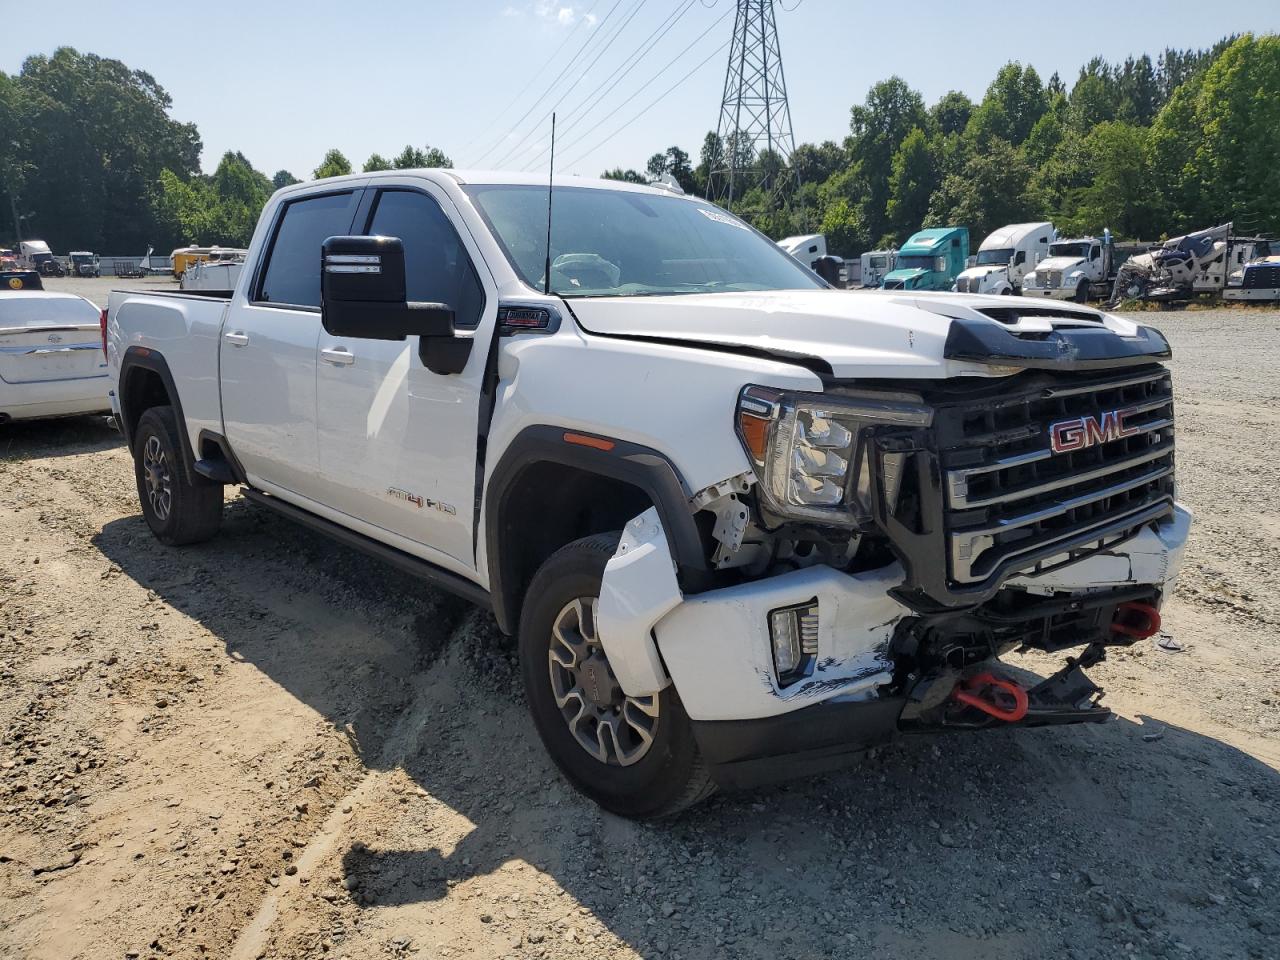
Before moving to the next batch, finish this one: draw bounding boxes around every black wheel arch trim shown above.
[484,425,709,635]
[118,346,207,488]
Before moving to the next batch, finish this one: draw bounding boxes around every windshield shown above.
[464,185,822,297]
[867,254,888,268]
[894,255,936,270]
[976,248,1013,266]
[71,254,92,264]
[1049,242,1090,259]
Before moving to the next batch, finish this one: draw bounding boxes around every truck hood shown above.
[1034,256,1085,272]
[882,267,929,284]
[958,264,1005,280]
[564,289,1147,379]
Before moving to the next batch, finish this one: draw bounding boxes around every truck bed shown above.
[106,287,233,456]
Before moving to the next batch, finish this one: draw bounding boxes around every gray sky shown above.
[4,0,1279,179]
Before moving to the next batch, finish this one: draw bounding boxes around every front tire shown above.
[519,533,714,819]
[1075,279,1090,303]
[132,405,223,545]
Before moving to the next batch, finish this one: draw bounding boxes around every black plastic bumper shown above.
[691,696,905,789]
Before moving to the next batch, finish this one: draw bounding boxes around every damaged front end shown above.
[649,334,1190,786]
[893,585,1163,734]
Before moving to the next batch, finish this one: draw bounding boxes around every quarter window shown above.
[366,190,485,328]
[258,191,360,308]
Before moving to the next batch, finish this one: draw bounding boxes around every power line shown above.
[520,0,707,171]
[489,0,650,170]
[454,0,604,158]
[468,0,628,167]
[561,37,730,173]
[550,10,731,167]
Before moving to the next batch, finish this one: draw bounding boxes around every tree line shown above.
[0,48,451,253]
[612,33,1280,255]
[2,36,1277,256]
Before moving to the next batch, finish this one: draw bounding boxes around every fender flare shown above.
[117,346,203,487]
[484,425,708,635]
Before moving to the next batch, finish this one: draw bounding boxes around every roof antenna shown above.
[543,112,556,296]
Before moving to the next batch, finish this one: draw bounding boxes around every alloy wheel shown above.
[142,435,173,521]
[547,597,659,766]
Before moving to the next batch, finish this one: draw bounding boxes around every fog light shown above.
[769,600,819,685]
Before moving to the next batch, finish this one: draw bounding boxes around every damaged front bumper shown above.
[599,504,1192,788]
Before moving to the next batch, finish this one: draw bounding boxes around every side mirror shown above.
[321,236,471,375]
[813,255,843,287]
[321,236,454,340]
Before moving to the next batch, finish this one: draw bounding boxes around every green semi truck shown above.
[881,227,969,291]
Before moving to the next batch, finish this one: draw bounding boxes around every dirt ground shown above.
[1,301,1278,960]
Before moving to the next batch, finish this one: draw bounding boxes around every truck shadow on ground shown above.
[92,496,1280,960]
[0,414,121,460]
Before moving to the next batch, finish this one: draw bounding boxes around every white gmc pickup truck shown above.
[106,171,1191,818]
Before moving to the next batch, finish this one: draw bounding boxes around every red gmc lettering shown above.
[1050,408,1138,454]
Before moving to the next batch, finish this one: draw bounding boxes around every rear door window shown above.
[364,189,485,328]
[257,191,361,308]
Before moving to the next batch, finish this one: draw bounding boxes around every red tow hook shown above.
[1110,601,1162,640]
[951,672,1029,723]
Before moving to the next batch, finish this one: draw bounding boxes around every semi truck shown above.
[880,227,968,291]
[1110,224,1273,303]
[1022,232,1119,302]
[105,170,1189,818]
[18,240,65,277]
[858,248,896,288]
[953,222,1054,296]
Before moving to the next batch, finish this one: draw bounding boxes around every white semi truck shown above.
[1022,232,1120,302]
[954,222,1054,296]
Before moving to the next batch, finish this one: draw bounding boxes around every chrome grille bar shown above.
[947,414,1174,507]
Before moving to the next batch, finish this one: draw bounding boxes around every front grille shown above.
[934,366,1175,586]
[1243,264,1280,289]
[1047,270,1063,288]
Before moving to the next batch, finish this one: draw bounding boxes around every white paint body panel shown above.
[654,564,909,722]
[596,508,678,697]
[105,291,229,450]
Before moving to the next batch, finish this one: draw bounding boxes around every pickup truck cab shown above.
[107,171,1190,818]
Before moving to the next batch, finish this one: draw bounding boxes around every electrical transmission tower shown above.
[706,0,798,210]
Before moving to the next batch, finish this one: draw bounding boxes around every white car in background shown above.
[0,291,110,423]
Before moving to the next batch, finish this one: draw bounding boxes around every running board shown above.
[241,488,493,611]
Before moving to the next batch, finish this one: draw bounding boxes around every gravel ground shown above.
[0,305,1277,960]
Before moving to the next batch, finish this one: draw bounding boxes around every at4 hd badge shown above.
[387,487,456,515]
[1049,408,1139,454]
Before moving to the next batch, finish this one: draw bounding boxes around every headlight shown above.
[1023,274,1038,287]
[736,386,933,526]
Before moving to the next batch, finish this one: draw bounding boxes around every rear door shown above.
[221,188,364,501]
[314,183,494,567]
[0,295,106,386]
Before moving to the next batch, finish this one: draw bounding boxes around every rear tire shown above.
[133,405,223,546]
[519,533,715,819]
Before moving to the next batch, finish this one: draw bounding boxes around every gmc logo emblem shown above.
[1049,408,1139,454]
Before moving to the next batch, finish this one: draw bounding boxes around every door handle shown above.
[224,331,249,347]
[320,346,355,366]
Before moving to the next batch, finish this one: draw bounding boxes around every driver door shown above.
[314,184,495,569]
